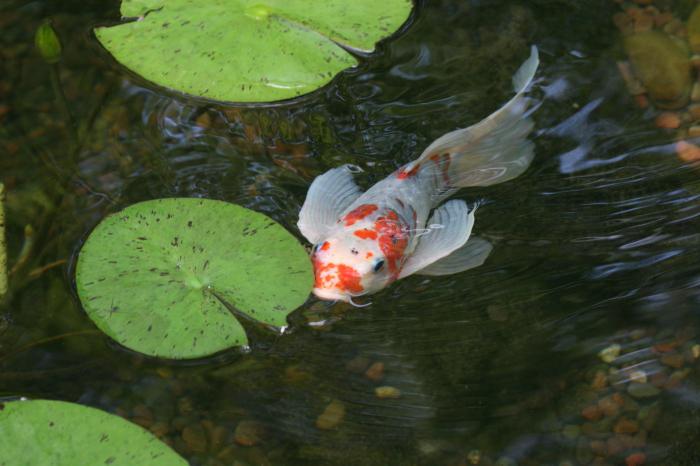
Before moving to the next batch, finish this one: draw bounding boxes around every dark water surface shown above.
[2,0,700,465]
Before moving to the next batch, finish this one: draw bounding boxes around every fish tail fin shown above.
[414,46,539,200]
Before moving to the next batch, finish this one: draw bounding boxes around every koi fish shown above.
[298,47,539,304]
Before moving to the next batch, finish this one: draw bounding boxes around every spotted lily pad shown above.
[75,198,312,359]
[0,399,187,466]
[94,0,413,102]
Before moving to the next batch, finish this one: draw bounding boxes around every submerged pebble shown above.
[375,386,401,399]
[624,31,691,109]
[182,423,208,453]
[315,399,345,430]
[364,361,385,382]
[627,382,660,399]
[599,344,621,363]
[688,5,700,53]
[234,420,264,446]
[654,111,681,129]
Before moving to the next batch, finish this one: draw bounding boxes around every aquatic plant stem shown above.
[0,184,6,300]
[49,64,78,153]
[0,329,101,363]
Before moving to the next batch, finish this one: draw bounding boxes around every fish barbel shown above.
[298,47,540,304]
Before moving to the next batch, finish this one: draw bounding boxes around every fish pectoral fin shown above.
[415,237,492,276]
[297,165,363,244]
[398,200,475,279]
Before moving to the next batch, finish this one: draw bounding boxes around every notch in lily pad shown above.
[94,0,413,102]
[75,198,313,359]
[0,399,187,465]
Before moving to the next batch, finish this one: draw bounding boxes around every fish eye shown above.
[373,259,385,272]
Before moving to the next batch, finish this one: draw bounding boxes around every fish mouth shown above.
[312,287,351,302]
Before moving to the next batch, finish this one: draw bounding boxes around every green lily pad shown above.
[94,0,413,102]
[75,198,312,359]
[0,399,187,466]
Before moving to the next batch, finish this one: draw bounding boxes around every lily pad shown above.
[0,399,187,466]
[75,198,312,359]
[94,0,413,102]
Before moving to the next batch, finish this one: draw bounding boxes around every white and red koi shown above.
[298,47,540,304]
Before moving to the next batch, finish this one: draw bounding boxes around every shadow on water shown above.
[3,0,700,464]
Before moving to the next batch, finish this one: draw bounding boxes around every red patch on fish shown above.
[365,252,373,259]
[344,204,378,226]
[397,163,420,180]
[429,153,451,184]
[374,209,408,277]
[336,264,363,293]
[354,229,378,240]
[320,241,330,251]
[312,259,364,294]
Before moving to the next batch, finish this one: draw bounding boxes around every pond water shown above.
[2,0,700,465]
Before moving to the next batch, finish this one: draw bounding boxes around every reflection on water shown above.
[2,0,700,465]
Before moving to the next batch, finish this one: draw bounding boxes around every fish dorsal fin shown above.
[399,200,476,279]
[415,237,492,276]
[298,165,363,244]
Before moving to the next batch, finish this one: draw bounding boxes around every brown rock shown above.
[655,112,681,129]
[315,399,345,430]
[591,370,608,390]
[346,356,370,373]
[582,405,603,421]
[635,94,649,108]
[666,369,690,389]
[598,395,620,418]
[624,31,691,109]
[614,417,640,434]
[660,353,684,368]
[132,404,154,422]
[617,61,646,95]
[626,452,647,465]
[689,5,700,52]
[653,342,678,353]
[607,436,626,456]
[664,19,684,36]
[365,362,385,382]
[654,12,673,28]
[196,112,212,129]
[284,365,311,384]
[590,439,607,456]
[131,416,154,429]
[676,141,700,162]
[234,420,265,446]
[202,419,228,452]
[688,104,700,120]
[182,423,208,453]
[634,12,654,33]
[649,369,668,388]
[149,421,171,438]
[613,12,634,34]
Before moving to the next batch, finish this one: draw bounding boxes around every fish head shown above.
[310,213,409,302]
[310,235,392,302]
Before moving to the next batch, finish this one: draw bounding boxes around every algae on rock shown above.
[623,30,691,109]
